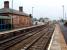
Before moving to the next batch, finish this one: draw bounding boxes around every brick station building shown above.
[0,1,32,30]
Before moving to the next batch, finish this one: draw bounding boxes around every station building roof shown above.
[0,8,30,17]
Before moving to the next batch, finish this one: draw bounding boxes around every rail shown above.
[0,23,49,50]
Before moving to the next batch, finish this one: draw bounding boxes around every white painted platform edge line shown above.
[47,30,55,50]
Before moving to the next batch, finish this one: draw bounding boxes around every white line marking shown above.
[47,31,55,50]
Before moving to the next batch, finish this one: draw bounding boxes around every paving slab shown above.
[48,24,67,50]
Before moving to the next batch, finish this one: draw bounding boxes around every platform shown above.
[48,24,67,50]
[0,24,44,34]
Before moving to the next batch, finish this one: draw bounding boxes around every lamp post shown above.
[62,5,64,20]
[11,0,13,29]
[31,7,34,25]
[65,12,66,20]
[32,7,34,18]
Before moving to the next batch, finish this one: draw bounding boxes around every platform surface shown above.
[0,24,44,34]
[48,24,67,50]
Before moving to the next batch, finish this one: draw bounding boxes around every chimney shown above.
[4,1,9,8]
[19,7,23,12]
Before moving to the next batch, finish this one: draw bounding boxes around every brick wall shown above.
[9,14,32,28]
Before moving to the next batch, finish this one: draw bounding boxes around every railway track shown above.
[21,26,54,50]
[26,28,54,50]
[0,24,47,50]
[7,25,54,50]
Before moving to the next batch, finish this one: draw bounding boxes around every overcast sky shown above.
[0,0,67,20]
